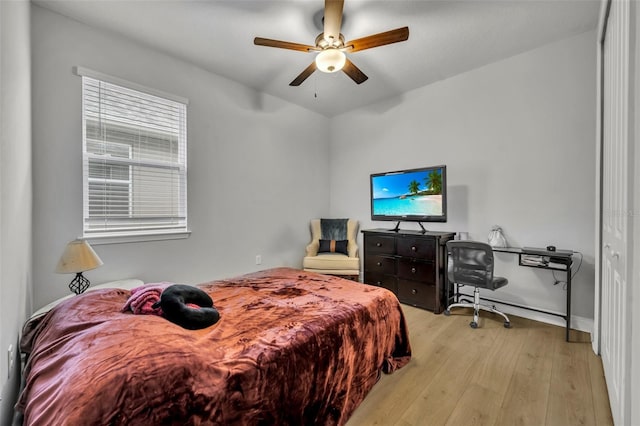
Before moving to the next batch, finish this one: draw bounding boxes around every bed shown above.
[16,267,411,425]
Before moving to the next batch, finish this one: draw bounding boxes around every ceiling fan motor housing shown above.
[315,33,345,49]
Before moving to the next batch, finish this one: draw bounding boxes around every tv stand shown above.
[390,221,427,233]
[362,229,456,313]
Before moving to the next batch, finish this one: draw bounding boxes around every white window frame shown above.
[76,67,190,244]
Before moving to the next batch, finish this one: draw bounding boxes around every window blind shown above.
[81,74,188,238]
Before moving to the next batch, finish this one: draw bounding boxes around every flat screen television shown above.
[370,165,447,228]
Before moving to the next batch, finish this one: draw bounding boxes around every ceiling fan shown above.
[254,0,409,86]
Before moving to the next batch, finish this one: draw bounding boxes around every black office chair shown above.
[445,240,511,329]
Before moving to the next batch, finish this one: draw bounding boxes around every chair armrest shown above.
[306,240,319,256]
[348,240,358,258]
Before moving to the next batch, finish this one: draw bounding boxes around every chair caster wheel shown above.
[504,322,511,328]
[444,310,451,316]
[470,322,478,329]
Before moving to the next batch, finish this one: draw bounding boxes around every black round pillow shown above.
[152,284,220,330]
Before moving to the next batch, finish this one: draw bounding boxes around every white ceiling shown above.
[34,0,600,117]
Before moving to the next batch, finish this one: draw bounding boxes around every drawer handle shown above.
[376,262,382,267]
[376,242,382,247]
[411,289,417,295]
[411,267,417,274]
[376,281,382,285]
[411,246,417,252]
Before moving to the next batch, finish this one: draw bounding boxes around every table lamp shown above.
[55,239,104,295]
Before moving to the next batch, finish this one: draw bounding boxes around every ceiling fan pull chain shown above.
[314,74,318,98]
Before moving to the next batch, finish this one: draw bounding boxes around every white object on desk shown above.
[487,225,507,247]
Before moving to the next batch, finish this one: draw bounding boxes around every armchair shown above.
[302,218,360,280]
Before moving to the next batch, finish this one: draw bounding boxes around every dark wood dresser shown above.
[362,229,455,313]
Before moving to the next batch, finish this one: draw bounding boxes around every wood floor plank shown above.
[546,329,598,426]
[395,312,497,425]
[495,321,558,426]
[347,306,613,426]
[445,383,502,426]
[444,312,528,426]
[348,313,472,425]
[466,315,528,395]
[396,336,482,425]
[587,346,614,426]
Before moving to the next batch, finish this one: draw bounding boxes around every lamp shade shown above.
[55,239,103,274]
[315,49,346,73]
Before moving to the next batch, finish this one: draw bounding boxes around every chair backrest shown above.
[446,240,495,289]
[307,218,359,257]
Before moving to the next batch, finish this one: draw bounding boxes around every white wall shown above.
[330,31,597,329]
[31,6,331,309]
[0,0,32,422]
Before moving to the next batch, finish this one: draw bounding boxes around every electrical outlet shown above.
[7,344,14,379]
[255,255,262,265]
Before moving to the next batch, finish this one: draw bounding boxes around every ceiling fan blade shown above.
[323,0,344,44]
[345,26,409,53]
[290,62,317,86]
[254,37,316,53]
[342,59,368,84]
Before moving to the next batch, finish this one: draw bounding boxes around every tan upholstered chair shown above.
[302,219,360,280]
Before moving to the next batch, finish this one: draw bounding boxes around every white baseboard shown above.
[488,302,594,336]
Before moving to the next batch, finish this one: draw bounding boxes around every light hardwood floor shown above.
[347,306,613,426]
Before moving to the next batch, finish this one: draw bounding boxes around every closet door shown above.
[599,1,635,424]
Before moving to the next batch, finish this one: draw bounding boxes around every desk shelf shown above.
[519,262,571,272]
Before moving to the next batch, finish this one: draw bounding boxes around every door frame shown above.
[595,1,639,425]
[593,0,609,357]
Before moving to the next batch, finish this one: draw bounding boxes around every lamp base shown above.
[69,272,90,295]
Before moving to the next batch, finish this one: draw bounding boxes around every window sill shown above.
[82,230,191,245]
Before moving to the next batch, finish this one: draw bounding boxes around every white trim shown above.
[593,0,610,356]
[451,295,594,334]
[82,230,191,245]
[74,66,189,105]
[489,302,594,334]
[598,0,610,40]
[630,2,639,424]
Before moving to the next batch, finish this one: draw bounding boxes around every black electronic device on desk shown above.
[522,246,573,256]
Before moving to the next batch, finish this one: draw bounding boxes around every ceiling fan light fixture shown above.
[315,48,346,73]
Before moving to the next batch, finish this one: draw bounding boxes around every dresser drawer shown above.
[364,272,398,294]
[397,237,436,260]
[364,255,396,275]
[398,279,437,311]
[365,235,396,255]
[397,259,435,284]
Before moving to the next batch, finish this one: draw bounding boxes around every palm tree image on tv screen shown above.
[371,167,444,218]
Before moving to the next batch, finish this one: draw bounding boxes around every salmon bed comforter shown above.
[17,267,411,425]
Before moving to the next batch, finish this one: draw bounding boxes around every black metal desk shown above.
[447,246,574,342]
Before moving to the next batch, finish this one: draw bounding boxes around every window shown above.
[78,68,188,241]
